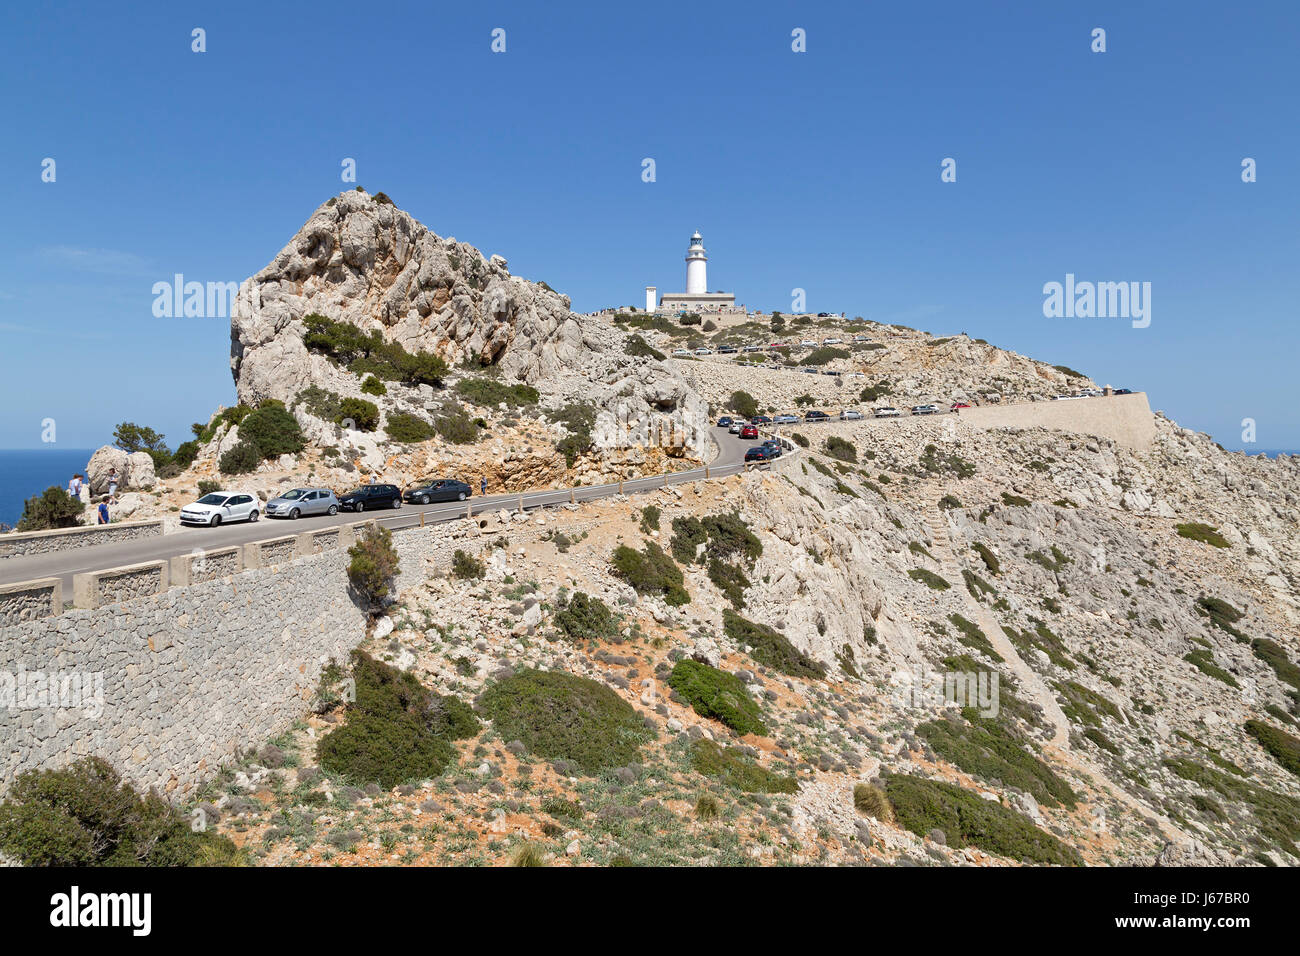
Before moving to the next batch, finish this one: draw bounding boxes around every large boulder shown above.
[125,452,156,489]
[85,446,129,495]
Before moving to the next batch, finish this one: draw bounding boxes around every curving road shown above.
[0,427,768,593]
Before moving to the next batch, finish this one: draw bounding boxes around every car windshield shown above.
[281,489,307,499]
[196,494,228,505]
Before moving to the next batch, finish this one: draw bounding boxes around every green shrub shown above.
[553,592,616,643]
[728,390,758,419]
[218,440,261,475]
[938,494,963,510]
[302,313,447,386]
[689,740,798,793]
[1194,596,1249,641]
[972,543,1000,574]
[679,312,702,326]
[668,659,767,736]
[293,386,345,423]
[1000,492,1031,507]
[456,377,540,408]
[859,380,892,403]
[451,549,484,579]
[921,444,976,480]
[790,432,810,448]
[707,558,751,608]
[0,757,240,866]
[477,668,651,774]
[723,609,826,679]
[1184,649,1239,688]
[799,346,849,365]
[360,375,387,396]
[171,440,199,469]
[238,403,305,458]
[1176,522,1231,548]
[917,714,1075,809]
[1252,638,1300,692]
[624,334,666,361]
[347,525,400,606]
[435,409,479,444]
[823,436,858,463]
[909,568,951,590]
[853,783,894,821]
[1054,680,1122,727]
[16,487,84,531]
[669,515,706,563]
[1162,756,1300,854]
[385,413,435,443]
[883,772,1082,865]
[112,422,169,459]
[610,542,689,605]
[338,397,380,432]
[197,479,221,496]
[639,504,661,534]
[548,403,597,465]
[694,794,721,819]
[317,651,478,788]
[948,613,1002,661]
[1246,720,1300,778]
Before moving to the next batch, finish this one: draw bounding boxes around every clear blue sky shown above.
[2,1,1297,450]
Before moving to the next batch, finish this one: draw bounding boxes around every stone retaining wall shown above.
[0,577,62,626]
[0,506,595,798]
[0,519,164,560]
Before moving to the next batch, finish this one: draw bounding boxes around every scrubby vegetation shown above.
[385,412,436,443]
[317,651,478,788]
[799,346,849,365]
[1176,522,1231,548]
[218,440,262,475]
[1163,757,1300,857]
[882,773,1082,865]
[917,711,1075,809]
[435,409,479,444]
[1246,720,1300,778]
[689,740,798,793]
[16,487,84,531]
[456,377,540,408]
[610,542,689,606]
[451,549,485,580]
[547,403,597,465]
[553,591,616,643]
[668,659,767,736]
[853,783,894,821]
[347,525,400,607]
[0,757,241,866]
[477,669,651,774]
[338,396,380,432]
[639,504,661,534]
[908,568,951,590]
[919,443,975,479]
[624,334,665,361]
[302,312,448,387]
[823,436,858,463]
[723,609,826,679]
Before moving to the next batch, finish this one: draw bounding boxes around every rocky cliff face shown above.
[229,189,709,458]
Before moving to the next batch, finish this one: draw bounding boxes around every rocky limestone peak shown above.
[228,189,709,457]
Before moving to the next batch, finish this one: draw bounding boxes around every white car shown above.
[874,406,902,418]
[693,347,711,355]
[853,335,871,342]
[671,348,691,357]
[729,421,743,434]
[823,337,842,345]
[1052,394,1083,401]
[799,339,817,348]
[181,491,259,527]
[840,409,864,420]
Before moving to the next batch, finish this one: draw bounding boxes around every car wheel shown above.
[328,505,338,516]
[290,508,301,520]
[457,492,466,501]
[249,510,259,523]
[211,514,222,527]
[355,502,364,512]
[392,498,402,509]
[419,495,429,505]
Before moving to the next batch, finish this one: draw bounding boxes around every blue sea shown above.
[0,448,95,527]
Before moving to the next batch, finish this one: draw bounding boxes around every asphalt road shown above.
[0,427,766,593]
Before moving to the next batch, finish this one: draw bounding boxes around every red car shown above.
[951,402,971,411]
[740,424,759,439]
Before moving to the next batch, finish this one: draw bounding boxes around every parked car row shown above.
[181,478,472,528]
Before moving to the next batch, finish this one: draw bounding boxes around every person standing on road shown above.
[480,477,487,497]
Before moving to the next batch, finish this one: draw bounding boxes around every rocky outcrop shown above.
[229,189,709,458]
[85,446,154,494]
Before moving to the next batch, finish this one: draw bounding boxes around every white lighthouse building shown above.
[685,231,708,294]
[656,230,737,315]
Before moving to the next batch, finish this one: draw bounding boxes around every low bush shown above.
[917,713,1075,809]
[853,783,894,821]
[456,377,540,408]
[882,772,1082,865]
[476,668,652,774]
[610,542,689,605]
[624,334,666,361]
[548,403,597,465]
[338,397,380,432]
[171,440,199,469]
[385,413,435,443]
[728,390,758,420]
[347,525,400,606]
[217,440,262,475]
[1252,638,1300,692]
[972,542,1000,574]
[451,549,484,580]
[553,591,616,643]
[639,504,661,534]
[317,651,478,788]
[668,660,767,736]
[16,487,84,531]
[1184,649,1239,688]
[823,436,858,463]
[1176,522,1231,548]
[689,740,798,793]
[435,409,479,444]
[360,375,387,396]
[238,403,305,458]
[0,757,241,866]
[908,568,951,590]
[1246,720,1300,778]
[723,609,826,679]
[799,346,849,365]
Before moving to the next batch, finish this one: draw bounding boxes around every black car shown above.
[404,479,472,504]
[339,483,402,511]
[804,410,829,422]
[744,447,771,462]
[717,346,737,354]
[761,440,784,458]
[1113,388,1133,395]
[750,415,773,426]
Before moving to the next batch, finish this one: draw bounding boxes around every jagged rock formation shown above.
[229,189,709,459]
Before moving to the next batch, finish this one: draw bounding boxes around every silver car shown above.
[265,487,339,519]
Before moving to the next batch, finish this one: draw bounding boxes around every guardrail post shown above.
[466,501,472,519]
[569,489,575,504]
[420,511,425,528]
[518,493,524,512]
[618,480,624,494]
[705,464,710,478]
[663,473,669,489]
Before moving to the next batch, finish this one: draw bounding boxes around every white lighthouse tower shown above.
[685,231,708,295]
